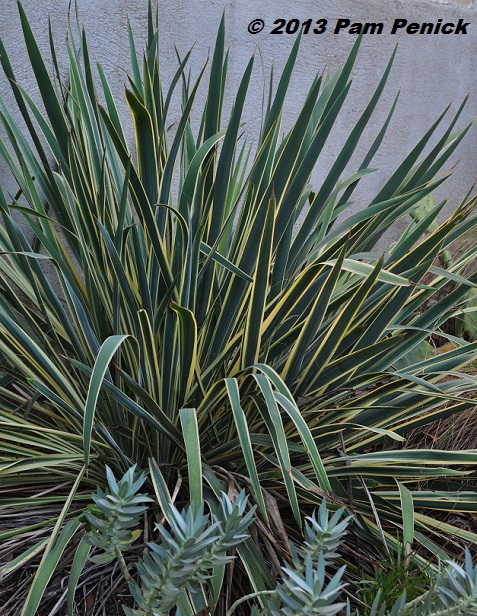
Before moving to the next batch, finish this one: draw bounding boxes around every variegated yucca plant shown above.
[1,1,477,613]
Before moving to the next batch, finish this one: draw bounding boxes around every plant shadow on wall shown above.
[2,2,477,614]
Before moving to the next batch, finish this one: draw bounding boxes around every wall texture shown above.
[0,0,476,243]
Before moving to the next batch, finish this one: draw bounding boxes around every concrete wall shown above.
[1,0,476,243]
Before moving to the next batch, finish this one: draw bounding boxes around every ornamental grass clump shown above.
[1,2,477,613]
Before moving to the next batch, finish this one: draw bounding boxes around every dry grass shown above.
[0,533,136,616]
[405,398,477,453]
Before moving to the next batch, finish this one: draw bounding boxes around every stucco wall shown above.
[0,0,476,243]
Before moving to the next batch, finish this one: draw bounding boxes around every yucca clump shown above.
[1,2,477,614]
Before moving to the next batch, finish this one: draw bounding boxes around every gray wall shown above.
[1,0,476,242]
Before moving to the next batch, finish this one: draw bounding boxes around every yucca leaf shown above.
[67,537,91,616]
[15,83,69,171]
[71,358,183,450]
[137,309,162,403]
[274,390,332,493]
[21,468,85,615]
[20,518,82,616]
[0,539,49,577]
[242,194,275,369]
[17,2,69,156]
[83,335,131,466]
[97,62,127,147]
[225,378,268,522]
[324,258,412,287]
[180,407,202,509]
[328,465,467,479]
[149,457,176,526]
[299,257,384,394]
[98,105,176,290]
[282,242,347,384]
[96,220,140,322]
[179,129,227,220]
[0,37,52,172]
[396,480,415,551]
[158,63,207,211]
[170,302,198,404]
[203,13,226,141]
[253,374,301,526]
[199,241,252,281]
[0,309,83,408]
[163,48,193,132]
[126,88,158,205]
[314,336,404,394]
[260,32,302,141]
[210,56,254,244]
